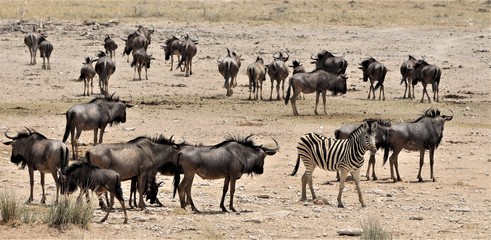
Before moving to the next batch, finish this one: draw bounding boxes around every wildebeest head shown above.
[163,35,180,60]
[3,128,47,169]
[273,52,289,62]
[358,57,377,82]
[89,94,133,125]
[146,179,163,204]
[331,74,348,95]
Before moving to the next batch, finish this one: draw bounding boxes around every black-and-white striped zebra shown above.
[291,120,378,208]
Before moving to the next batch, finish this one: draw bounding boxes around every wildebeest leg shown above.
[367,82,373,99]
[145,65,148,80]
[229,178,237,212]
[133,65,137,80]
[189,60,193,75]
[269,80,274,101]
[220,177,230,212]
[129,178,137,208]
[137,174,147,210]
[47,57,51,70]
[337,170,348,208]
[417,149,425,182]
[352,169,366,207]
[281,79,286,100]
[393,155,402,182]
[388,151,401,182]
[403,78,408,99]
[248,79,253,100]
[314,91,321,115]
[367,154,377,180]
[432,83,439,102]
[40,172,46,204]
[422,83,431,103]
[115,195,128,224]
[290,89,300,116]
[322,91,327,115]
[379,85,385,101]
[51,171,59,203]
[429,148,436,182]
[259,80,263,100]
[90,77,94,95]
[99,192,113,223]
[26,166,34,203]
[276,80,281,100]
[410,84,415,99]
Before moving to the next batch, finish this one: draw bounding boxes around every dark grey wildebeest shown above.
[161,35,183,71]
[122,26,154,62]
[311,50,348,74]
[246,56,267,100]
[79,57,97,96]
[400,55,418,99]
[383,108,453,182]
[176,34,198,77]
[412,59,442,103]
[59,161,128,224]
[24,26,41,65]
[284,70,348,115]
[95,51,116,95]
[3,128,69,204]
[86,135,185,209]
[289,60,306,75]
[62,95,132,159]
[38,35,53,70]
[176,135,279,213]
[266,52,289,101]
[218,48,242,97]
[130,48,155,80]
[104,35,118,62]
[359,57,388,101]
[335,119,392,181]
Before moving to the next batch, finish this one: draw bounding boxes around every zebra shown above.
[290,120,378,208]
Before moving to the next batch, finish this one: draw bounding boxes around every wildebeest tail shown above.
[374,81,383,91]
[432,68,441,91]
[115,175,125,202]
[62,111,74,143]
[59,146,69,174]
[176,44,189,69]
[173,153,183,198]
[290,154,301,176]
[284,77,293,105]
[79,71,86,81]
[130,57,137,68]
[247,67,256,90]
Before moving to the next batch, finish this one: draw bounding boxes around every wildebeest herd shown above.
[3,24,454,224]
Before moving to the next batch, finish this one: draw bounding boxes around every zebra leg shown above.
[352,169,366,207]
[417,149,425,182]
[301,170,314,201]
[337,170,348,208]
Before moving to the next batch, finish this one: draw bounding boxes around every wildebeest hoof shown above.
[361,204,367,208]
[338,203,345,208]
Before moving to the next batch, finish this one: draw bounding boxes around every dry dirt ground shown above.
[0,17,490,239]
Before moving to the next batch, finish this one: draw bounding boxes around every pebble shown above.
[337,228,363,236]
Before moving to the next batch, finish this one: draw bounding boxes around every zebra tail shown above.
[290,154,301,176]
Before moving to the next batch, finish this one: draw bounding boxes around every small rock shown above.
[337,228,363,236]
[409,216,424,220]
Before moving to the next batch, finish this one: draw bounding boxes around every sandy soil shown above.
[0,19,490,239]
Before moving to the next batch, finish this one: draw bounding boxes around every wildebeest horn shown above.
[226,48,231,57]
[442,109,454,121]
[4,128,16,139]
[310,53,318,60]
[283,52,289,62]
[262,138,280,154]
[273,52,280,59]
[25,127,33,135]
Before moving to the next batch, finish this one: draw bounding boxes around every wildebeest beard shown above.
[10,154,27,169]
[248,165,264,175]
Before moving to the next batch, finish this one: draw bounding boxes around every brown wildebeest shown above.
[246,56,267,100]
[383,108,453,182]
[334,119,392,181]
[176,135,279,213]
[3,128,69,204]
[359,57,388,101]
[121,25,154,62]
[62,94,132,159]
[79,57,97,96]
[104,35,118,62]
[24,26,41,65]
[400,55,418,99]
[86,135,185,210]
[289,59,306,75]
[161,35,183,71]
[38,35,53,70]
[176,34,198,77]
[59,161,128,224]
[284,70,348,115]
[266,52,289,100]
[411,59,442,103]
[218,48,242,97]
[291,120,378,208]
[130,48,155,80]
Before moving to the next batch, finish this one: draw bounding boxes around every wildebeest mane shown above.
[413,108,440,122]
[88,94,121,103]
[14,130,48,140]
[364,118,391,127]
[212,134,258,149]
[66,161,99,175]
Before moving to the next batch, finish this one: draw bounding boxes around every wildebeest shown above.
[291,120,378,207]
[38,35,53,70]
[79,57,97,96]
[335,119,392,181]
[175,34,198,77]
[400,55,418,99]
[359,57,388,101]
[161,35,183,71]
[176,135,279,213]
[266,52,290,101]
[95,51,116,95]
[284,70,348,115]
[122,26,154,62]
[412,59,442,103]
[24,26,41,65]
[104,35,118,62]
[246,56,267,100]
[383,108,453,182]
[130,48,155,80]
[3,128,69,204]
[218,48,242,97]
[311,50,348,74]
[58,161,128,224]
[289,59,306,75]
[62,95,132,159]
[86,135,185,209]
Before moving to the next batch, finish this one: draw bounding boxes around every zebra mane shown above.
[212,134,259,149]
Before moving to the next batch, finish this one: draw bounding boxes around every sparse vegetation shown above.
[0,190,36,224]
[45,197,93,229]
[360,217,393,240]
